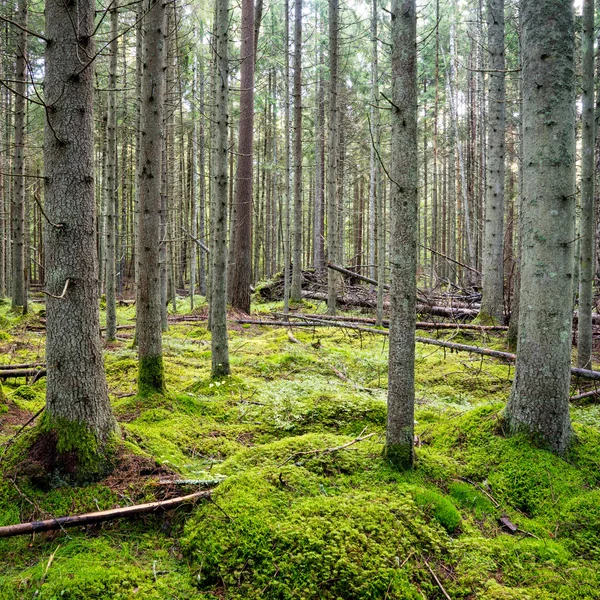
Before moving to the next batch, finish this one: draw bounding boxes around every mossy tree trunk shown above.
[384,0,417,469]
[480,0,505,322]
[136,0,167,395]
[210,0,231,377]
[43,0,117,471]
[577,0,595,369]
[505,0,575,456]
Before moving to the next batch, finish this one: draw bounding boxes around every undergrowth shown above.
[0,298,598,598]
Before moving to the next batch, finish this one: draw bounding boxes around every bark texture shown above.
[480,0,505,321]
[229,0,255,314]
[384,0,417,469]
[105,1,119,341]
[43,0,116,463]
[505,0,575,455]
[210,0,231,377]
[11,0,27,312]
[326,0,339,314]
[136,0,167,395]
[577,0,595,369]
[290,0,303,301]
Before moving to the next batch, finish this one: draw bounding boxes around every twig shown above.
[423,557,452,600]
[278,430,377,467]
[41,278,70,300]
[0,490,212,538]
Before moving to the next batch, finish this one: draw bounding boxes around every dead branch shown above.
[41,279,70,300]
[278,430,377,467]
[0,368,46,380]
[0,489,212,539]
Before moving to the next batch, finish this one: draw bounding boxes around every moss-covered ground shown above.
[0,295,599,599]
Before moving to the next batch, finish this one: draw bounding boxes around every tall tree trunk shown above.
[577,0,595,369]
[385,0,417,469]
[211,0,231,377]
[11,0,27,312]
[290,0,303,301]
[313,33,325,273]
[230,0,255,314]
[105,1,119,341]
[137,0,167,395]
[283,0,291,316]
[505,0,575,456]
[368,0,379,286]
[480,0,505,322]
[327,0,339,314]
[43,0,116,474]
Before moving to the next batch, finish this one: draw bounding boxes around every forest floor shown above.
[0,294,600,599]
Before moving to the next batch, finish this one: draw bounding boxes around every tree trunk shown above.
[210,0,231,377]
[385,0,417,469]
[290,0,303,301]
[230,0,256,314]
[327,0,339,314]
[313,34,325,273]
[104,0,119,341]
[577,0,595,369]
[480,0,505,322]
[136,0,167,395]
[505,0,575,456]
[11,0,27,313]
[43,0,117,474]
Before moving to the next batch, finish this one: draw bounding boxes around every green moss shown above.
[137,355,166,397]
[383,441,414,470]
[37,413,119,484]
[412,487,461,533]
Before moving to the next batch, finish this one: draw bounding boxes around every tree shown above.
[385,0,417,468]
[11,0,27,313]
[104,0,119,341]
[229,0,256,314]
[577,0,595,369]
[137,0,167,395]
[480,0,505,322]
[210,0,231,377]
[326,0,339,315]
[290,0,303,301]
[505,0,575,455]
[43,0,117,476]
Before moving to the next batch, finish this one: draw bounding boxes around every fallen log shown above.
[239,317,600,382]
[299,313,507,331]
[0,368,46,380]
[0,489,212,539]
[0,362,45,370]
[327,262,389,290]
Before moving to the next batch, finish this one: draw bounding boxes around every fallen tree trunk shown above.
[0,368,46,380]
[327,262,389,290]
[299,313,507,331]
[0,489,212,539]
[0,362,45,370]
[239,317,600,382]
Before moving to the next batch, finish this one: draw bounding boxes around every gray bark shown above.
[577,0,595,369]
[11,0,27,312]
[210,0,230,377]
[104,1,118,341]
[505,0,575,455]
[43,0,116,456]
[480,0,505,321]
[385,0,417,469]
[136,0,167,394]
[290,0,303,301]
[326,0,339,314]
[313,36,325,273]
